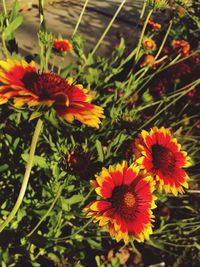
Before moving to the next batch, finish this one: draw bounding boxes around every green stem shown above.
[104,48,137,83]
[135,9,153,62]
[38,0,46,31]
[132,49,200,97]
[144,49,200,86]
[1,32,9,58]
[90,0,127,57]
[76,0,127,79]
[27,182,64,237]
[187,190,200,194]
[72,0,90,37]
[55,217,93,241]
[137,80,198,111]
[138,83,199,130]
[80,188,94,206]
[130,237,141,255]
[139,1,147,19]
[0,119,43,232]
[2,0,9,25]
[1,0,10,57]
[155,20,172,60]
[38,0,46,70]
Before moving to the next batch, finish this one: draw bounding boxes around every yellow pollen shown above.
[146,41,152,47]
[123,192,136,207]
[66,96,69,107]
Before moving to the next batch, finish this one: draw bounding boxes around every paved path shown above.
[1,0,144,63]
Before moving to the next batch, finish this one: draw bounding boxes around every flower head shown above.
[148,19,161,30]
[170,62,191,79]
[85,162,156,243]
[172,40,190,57]
[135,127,191,195]
[0,59,104,128]
[140,55,156,68]
[66,149,90,174]
[143,38,157,51]
[53,38,73,53]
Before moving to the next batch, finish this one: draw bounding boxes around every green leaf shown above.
[9,0,19,23]
[17,208,26,223]
[147,238,165,250]
[0,164,9,172]
[29,111,41,122]
[1,201,7,209]
[21,154,48,169]
[47,252,60,263]
[13,137,20,150]
[4,16,23,38]
[96,139,104,162]
[115,37,125,57]
[87,238,102,249]
[142,90,153,103]
[95,256,101,267]
[61,194,83,210]
[5,134,12,143]
[60,64,74,78]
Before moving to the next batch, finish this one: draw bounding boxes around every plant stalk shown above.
[135,9,153,62]
[2,0,9,25]
[27,182,64,237]
[72,0,90,37]
[55,217,94,241]
[0,119,43,232]
[38,0,46,31]
[75,0,127,79]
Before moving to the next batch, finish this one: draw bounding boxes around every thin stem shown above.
[1,32,9,58]
[0,119,43,232]
[158,240,196,248]
[137,81,198,111]
[148,49,200,83]
[139,1,147,20]
[132,49,199,97]
[90,0,127,58]
[130,237,141,255]
[27,182,64,237]
[1,0,10,57]
[38,0,46,31]
[187,190,200,194]
[72,0,89,37]
[155,20,172,60]
[55,217,93,241]
[135,9,153,62]
[2,0,9,25]
[104,48,137,83]
[80,188,94,206]
[138,83,199,130]
[38,0,46,70]
[75,0,127,79]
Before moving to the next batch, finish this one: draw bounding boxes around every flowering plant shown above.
[0,0,199,266]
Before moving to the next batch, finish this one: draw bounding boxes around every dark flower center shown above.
[21,72,69,99]
[151,144,176,174]
[111,185,136,220]
[67,151,89,174]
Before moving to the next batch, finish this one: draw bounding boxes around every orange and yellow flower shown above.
[143,37,157,51]
[85,162,156,243]
[148,19,161,30]
[135,127,191,195]
[53,38,73,53]
[172,40,190,57]
[0,59,104,128]
[140,55,156,68]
